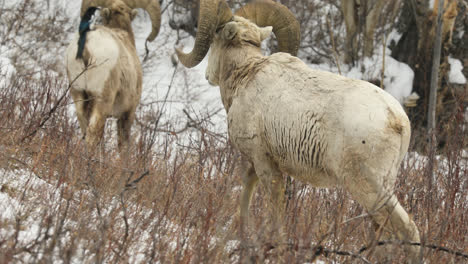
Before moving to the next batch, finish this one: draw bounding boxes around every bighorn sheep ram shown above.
[66,0,161,152]
[177,0,420,262]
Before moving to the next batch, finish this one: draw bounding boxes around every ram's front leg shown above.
[117,109,135,157]
[252,153,286,237]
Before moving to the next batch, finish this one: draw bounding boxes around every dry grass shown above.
[0,63,467,264]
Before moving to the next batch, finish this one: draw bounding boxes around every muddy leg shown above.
[86,101,107,153]
[117,110,135,156]
[70,89,90,138]
[348,187,420,263]
[239,160,259,237]
[252,154,285,236]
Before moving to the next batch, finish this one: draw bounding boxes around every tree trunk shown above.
[391,0,465,150]
[428,0,445,135]
[342,0,359,64]
[363,0,387,58]
[341,0,396,64]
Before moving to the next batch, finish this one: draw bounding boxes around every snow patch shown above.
[0,46,16,87]
[448,56,466,84]
[380,56,414,103]
[308,49,414,104]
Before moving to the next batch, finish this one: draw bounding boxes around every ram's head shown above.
[81,0,161,42]
[205,16,273,85]
[176,0,300,68]
[101,2,138,27]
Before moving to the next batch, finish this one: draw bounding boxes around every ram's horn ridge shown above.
[176,0,233,68]
[235,0,300,55]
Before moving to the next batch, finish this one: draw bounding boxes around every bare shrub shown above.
[0,0,73,77]
[1,63,467,263]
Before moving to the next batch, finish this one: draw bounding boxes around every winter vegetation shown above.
[0,0,467,263]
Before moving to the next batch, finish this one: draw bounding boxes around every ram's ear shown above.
[223,22,238,40]
[131,9,138,20]
[101,8,111,20]
[259,26,273,41]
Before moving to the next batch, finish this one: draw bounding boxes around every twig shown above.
[381,34,386,89]
[326,13,342,75]
[143,63,178,158]
[21,63,96,142]
[233,239,468,262]
[124,170,150,190]
[143,40,151,62]
[311,245,372,264]
[359,240,468,259]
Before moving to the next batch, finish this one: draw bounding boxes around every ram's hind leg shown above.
[346,172,420,263]
[117,110,135,156]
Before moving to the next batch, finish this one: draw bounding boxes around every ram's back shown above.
[66,27,141,97]
[249,53,410,183]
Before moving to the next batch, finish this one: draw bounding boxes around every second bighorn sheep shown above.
[66,0,161,152]
[177,0,420,262]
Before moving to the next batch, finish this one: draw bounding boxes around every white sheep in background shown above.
[176,0,421,262]
[66,0,161,152]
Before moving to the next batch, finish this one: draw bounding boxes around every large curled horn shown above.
[123,0,161,42]
[80,0,161,42]
[176,0,233,68]
[235,0,300,56]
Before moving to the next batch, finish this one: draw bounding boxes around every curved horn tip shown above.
[175,47,199,68]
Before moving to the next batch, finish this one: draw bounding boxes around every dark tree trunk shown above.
[391,0,466,150]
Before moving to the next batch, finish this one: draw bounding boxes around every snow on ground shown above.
[0,167,187,263]
[0,169,64,257]
[448,56,467,84]
[309,47,415,104]
[0,40,16,87]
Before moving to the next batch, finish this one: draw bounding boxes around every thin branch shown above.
[21,63,98,142]
[235,239,468,262]
[358,240,468,259]
[326,12,342,75]
[311,245,372,264]
[124,170,150,190]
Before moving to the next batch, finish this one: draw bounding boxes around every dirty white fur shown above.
[66,7,142,152]
[67,30,119,95]
[207,16,421,262]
